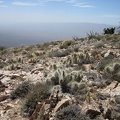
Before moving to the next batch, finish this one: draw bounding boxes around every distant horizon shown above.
[0,21,117,26]
[0,22,115,47]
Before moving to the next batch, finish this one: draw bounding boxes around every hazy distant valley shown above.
[0,22,113,47]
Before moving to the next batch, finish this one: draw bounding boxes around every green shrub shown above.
[94,35,104,41]
[0,46,6,51]
[103,27,115,34]
[74,47,79,52]
[0,63,4,68]
[97,58,113,71]
[48,49,71,57]
[10,80,30,100]
[0,49,7,55]
[72,36,80,41]
[115,95,120,104]
[87,31,98,40]
[55,104,88,120]
[21,82,52,117]
[60,40,74,49]
[13,48,22,53]
[94,41,105,49]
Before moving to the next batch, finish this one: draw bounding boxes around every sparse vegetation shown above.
[64,51,94,67]
[87,31,98,40]
[97,58,113,71]
[1,32,120,120]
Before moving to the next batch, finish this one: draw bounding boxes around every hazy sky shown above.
[0,0,120,25]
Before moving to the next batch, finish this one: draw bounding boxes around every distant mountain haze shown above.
[0,23,114,47]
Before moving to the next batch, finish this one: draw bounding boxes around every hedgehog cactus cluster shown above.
[47,68,84,93]
[104,61,120,82]
[64,51,93,67]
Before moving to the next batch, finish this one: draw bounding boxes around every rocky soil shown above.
[0,34,120,120]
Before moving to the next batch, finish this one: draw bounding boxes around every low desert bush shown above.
[48,49,71,57]
[10,80,31,100]
[60,40,74,49]
[103,27,115,34]
[97,58,113,71]
[55,104,89,120]
[87,31,98,40]
[94,41,105,49]
[21,82,52,117]
[0,46,6,51]
[0,49,7,55]
[74,47,79,52]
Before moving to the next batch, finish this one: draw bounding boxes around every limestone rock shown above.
[0,95,9,102]
[53,98,71,113]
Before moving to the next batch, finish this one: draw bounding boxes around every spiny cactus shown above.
[104,62,120,82]
[97,58,113,71]
[7,64,16,70]
[15,57,23,63]
[48,68,83,93]
[28,57,38,63]
[64,52,93,67]
[49,68,69,85]
[51,85,62,97]
[67,81,79,94]
[68,71,83,82]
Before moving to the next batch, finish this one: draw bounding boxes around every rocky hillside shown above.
[0,33,120,120]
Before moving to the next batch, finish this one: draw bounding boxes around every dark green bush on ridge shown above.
[103,27,115,34]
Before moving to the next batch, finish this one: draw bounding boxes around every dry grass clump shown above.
[60,40,74,49]
[10,80,53,117]
[55,104,89,120]
[48,49,71,57]
[94,41,105,49]
[21,82,52,117]
[10,80,31,100]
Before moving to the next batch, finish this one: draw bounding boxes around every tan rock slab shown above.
[53,99,71,113]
